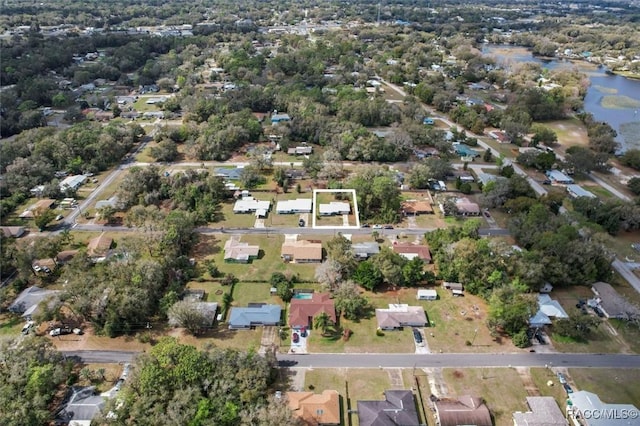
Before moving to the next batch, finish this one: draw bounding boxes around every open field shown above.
[569,368,640,405]
[443,368,528,426]
[420,288,519,353]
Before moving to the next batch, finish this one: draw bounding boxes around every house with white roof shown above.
[546,170,574,185]
[568,391,639,426]
[566,184,597,199]
[59,174,87,191]
[233,197,271,217]
[276,199,313,214]
[319,201,350,216]
[529,294,568,328]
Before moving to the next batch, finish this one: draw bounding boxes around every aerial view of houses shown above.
[1,0,640,424]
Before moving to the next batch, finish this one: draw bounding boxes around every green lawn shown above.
[0,313,22,336]
[207,234,319,282]
[418,289,519,353]
[443,368,528,426]
[529,368,568,408]
[569,368,640,405]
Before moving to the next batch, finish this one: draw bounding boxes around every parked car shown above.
[361,223,370,228]
[42,266,52,274]
[563,383,574,394]
[300,327,307,338]
[298,219,305,227]
[21,321,35,335]
[534,332,546,344]
[373,224,382,229]
[55,214,64,220]
[383,225,394,229]
[557,373,567,384]
[49,326,71,337]
[412,328,423,344]
[593,306,605,318]
[542,179,551,185]
[32,265,42,272]
[292,332,300,343]
[483,211,491,218]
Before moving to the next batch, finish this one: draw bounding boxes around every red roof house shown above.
[289,293,336,329]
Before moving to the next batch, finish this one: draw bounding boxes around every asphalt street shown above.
[63,349,640,369]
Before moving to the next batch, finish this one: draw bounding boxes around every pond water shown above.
[482,45,640,151]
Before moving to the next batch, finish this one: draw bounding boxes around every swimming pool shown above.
[292,293,313,300]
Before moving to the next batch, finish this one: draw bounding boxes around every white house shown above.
[318,201,350,216]
[59,175,87,191]
[417,289,437,300]
[276,199,313,214]
[233,197,271,217]
[566,184,597,199]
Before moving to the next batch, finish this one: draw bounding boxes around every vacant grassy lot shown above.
[419,289,519,353]
[443,368,528,426]
[0,313,22,336]
[569,368,640,405]
[305,368,404,426]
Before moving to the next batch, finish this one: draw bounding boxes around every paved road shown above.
[64,223,510,237]
[63,350,140,363]
[62,349,640,368]
[278,352,640,368]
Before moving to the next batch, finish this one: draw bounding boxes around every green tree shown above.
[333,280,369,321]
[33,208,56,231]
[554,314,601,341]
[168,300,210,335]
[313,312,333,336]
[353,261,383,292]
[401,257,425,286]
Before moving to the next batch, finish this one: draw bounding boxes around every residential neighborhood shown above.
[1,0,640,424]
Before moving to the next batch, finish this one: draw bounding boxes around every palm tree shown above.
[313,312,333,336]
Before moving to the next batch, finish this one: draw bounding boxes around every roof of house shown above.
[223,235,260,261]
[271,113,291,122]
[22,199,56,218]
[591,281,640,319]
[392,242,431,262]
[55,386,105,424]
[513,396,567,426]
[319,201,350,215]
[357,390,420,426]
[194,302,218,326]
[276,198,313,213]
[56,250,79,263]
[401,200,433,214]
[569,391,639,426]
[87,232,113,258]
[8,286,60,316]
[375,305,427,328]
[435,395,492,426]
[281,239,323,261]
[546,170,573,183]
[566,184,597,199]
[59,174,88,190]
[287,390,341,425]
[455,198,481,214]
[352,242,380,258]
[476,172,505,185]
[214,167,244,180]
[228,304,282,327]
[0,226,25,238]
[289,293,336,327]
[233,197,271,213]
[443,282,464,290]
[529,310,552,327]
[537,294,569,319]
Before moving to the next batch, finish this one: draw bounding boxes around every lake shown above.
[482,45,640,151]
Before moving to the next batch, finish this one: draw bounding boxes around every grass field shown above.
[569,368,640,405]
[443,368,528,426]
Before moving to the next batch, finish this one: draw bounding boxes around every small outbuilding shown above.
[417,289,437,301]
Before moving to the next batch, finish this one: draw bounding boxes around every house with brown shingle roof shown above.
[392,242,431,263]
[375,304,427,330]
[281,236,322,263]
[287,390,341,426]
[434,395,492,426]
[87,232,113,262]
[401,200,433,215]
[289,293,336,329]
